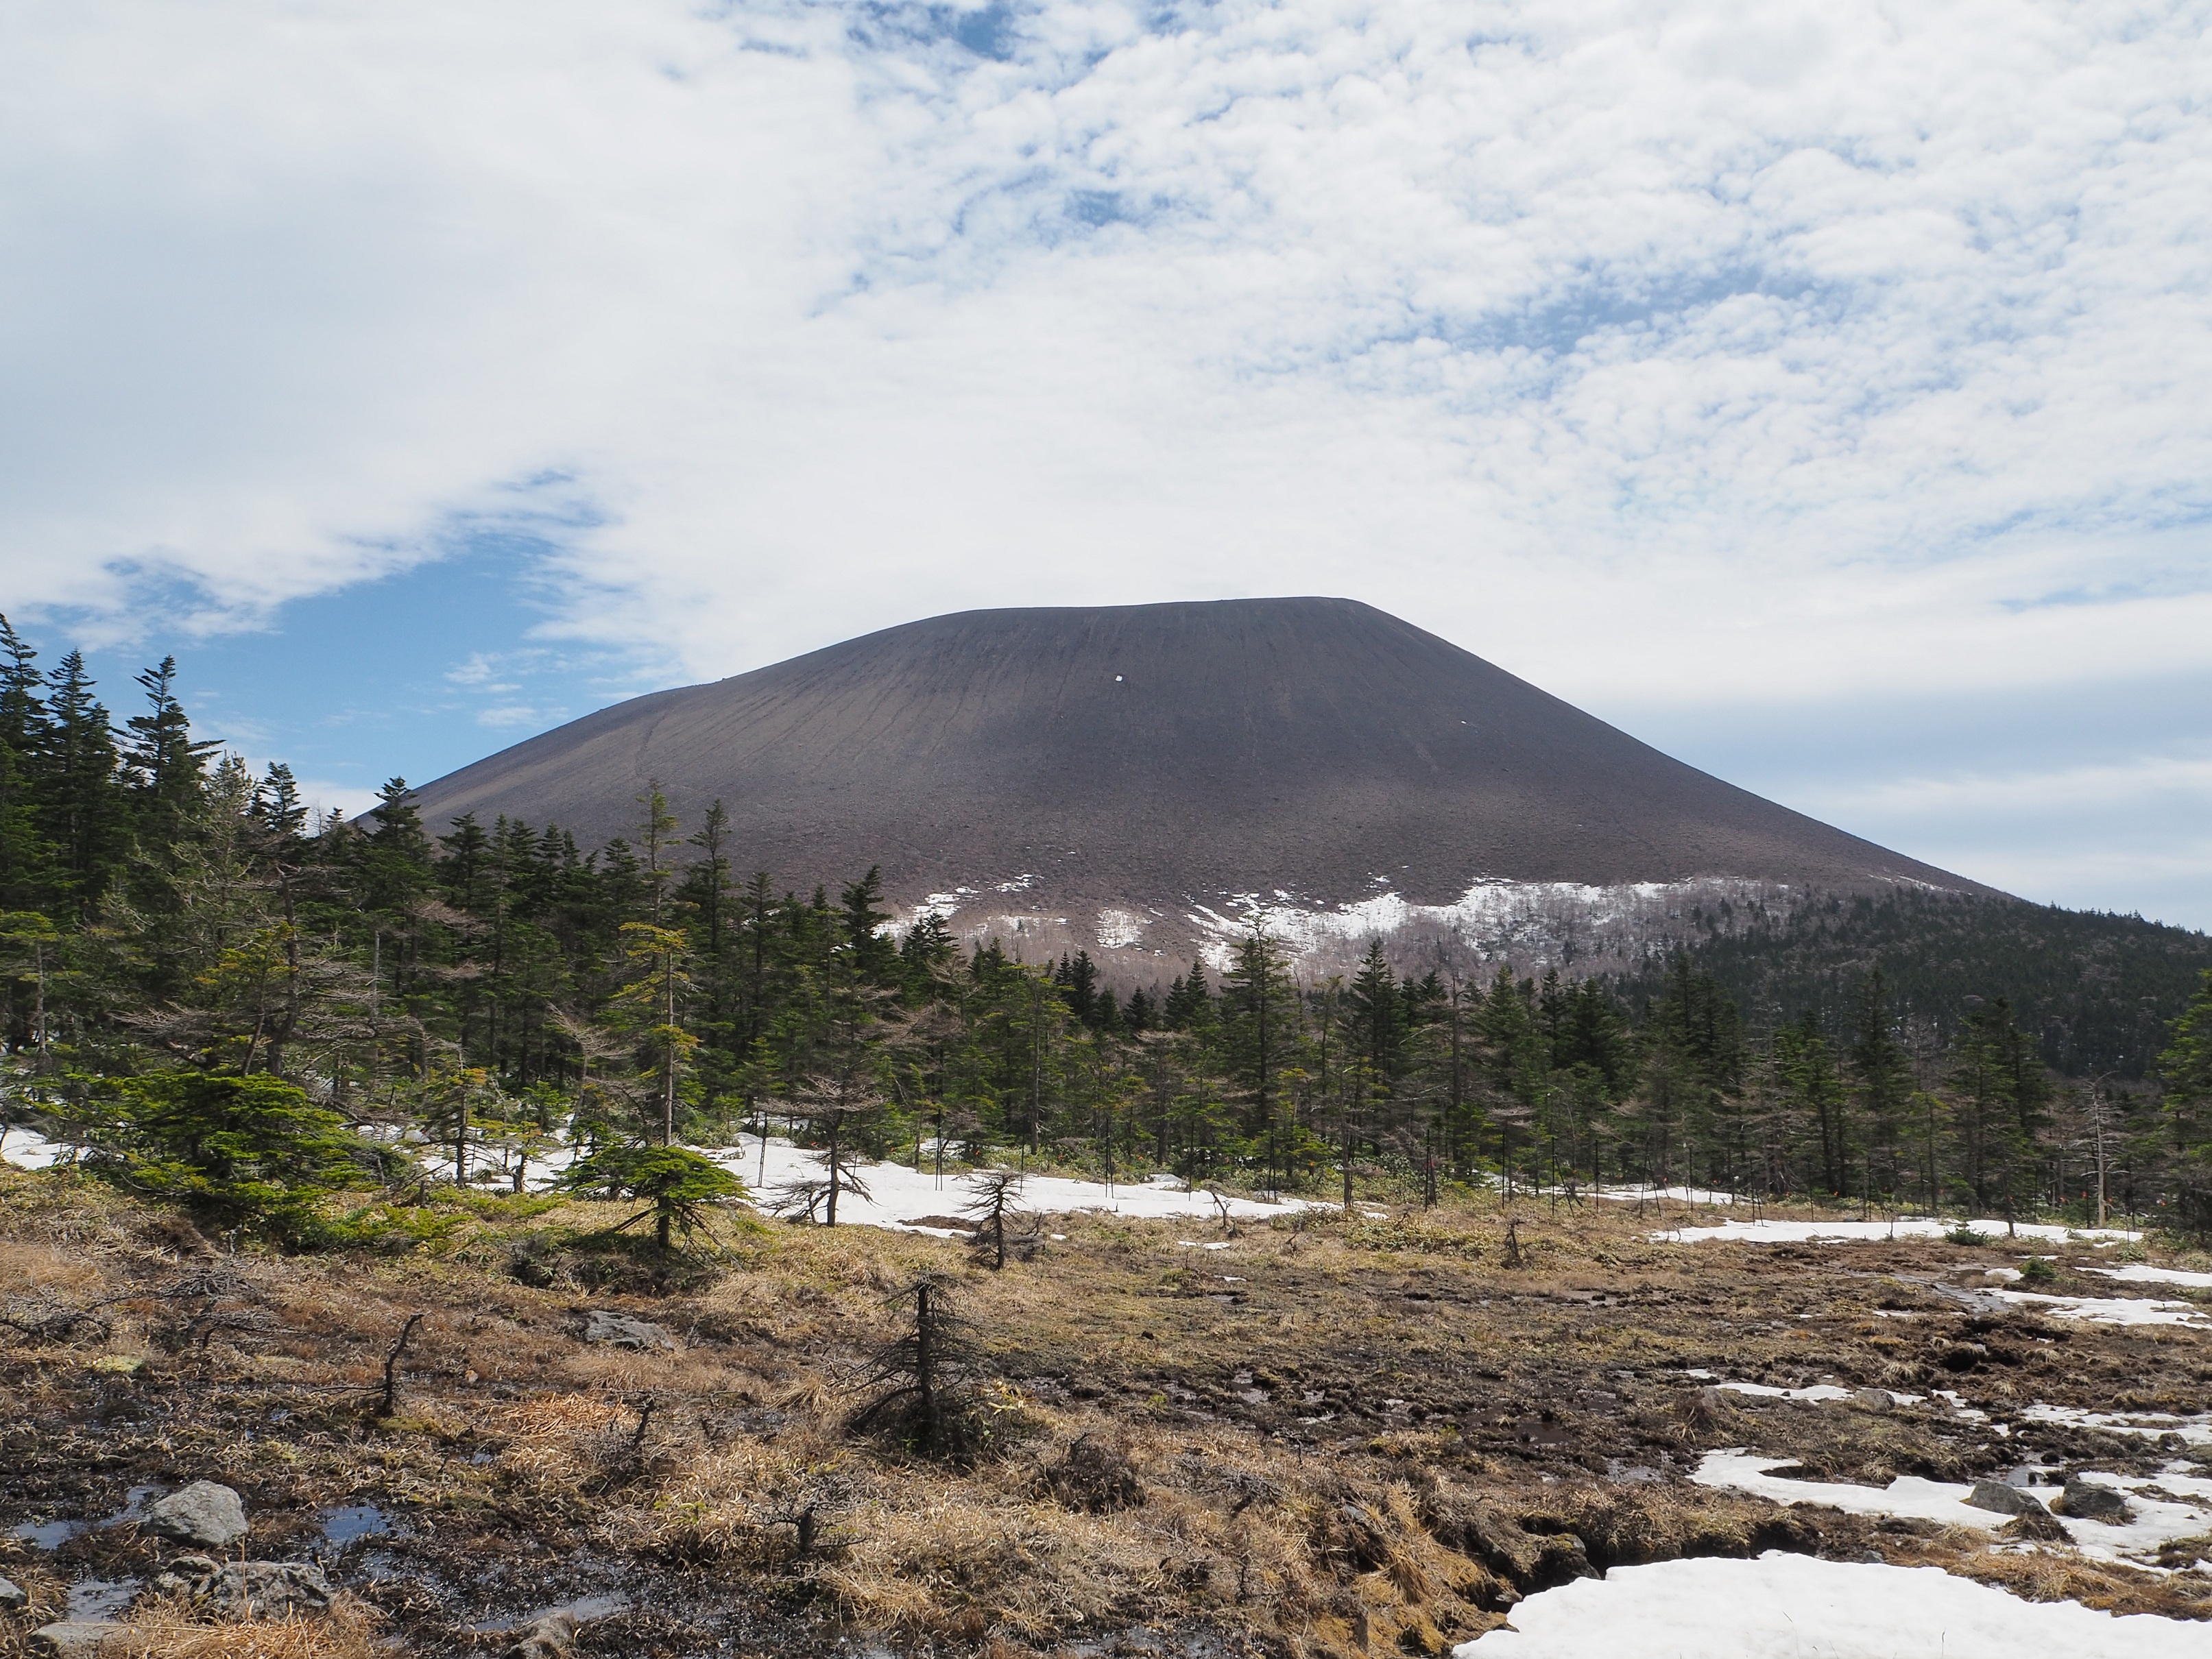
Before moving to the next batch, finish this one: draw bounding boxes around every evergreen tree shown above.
[39,651,128,918]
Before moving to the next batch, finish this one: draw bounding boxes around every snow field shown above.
[1451,1551,2211,1658]
[2087,1263,2212,1290]
[1655,1217,2141,1246]
[5,1119,1323,1233]
[0,1124,63,1169]
[1690,1452,2212,1567]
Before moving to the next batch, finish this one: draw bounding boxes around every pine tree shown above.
[121,656,219,844]
[0,616,57,912]
[1347,941,1402,1082]
[1221,924,1301,1190]
[39,651,128,919]
[2158,971,2212,1231]
[1849,970,1912,1198]
[840,865,899,985]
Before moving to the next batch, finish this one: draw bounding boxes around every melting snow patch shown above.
[424,1135,1322,1233]
[1987,1289,2206,1327]
[2019,1403,2212,1444]
[1704,1380,1926,1407]
[0,1125,66,1170]
[1452,1551,2209,1658]
[1713,1382,1857,1403]
[1691,1451,2008,1531]
[1656,1218,2140,1246]
[2086,1263,2212,1290]
[1690,1453,2212,1566]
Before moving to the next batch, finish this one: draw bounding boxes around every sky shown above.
[5,0,2210,928]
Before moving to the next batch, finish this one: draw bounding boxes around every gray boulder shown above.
[152,1558,335,1618]
[0,1575,27,1609]
[30,1623,122,1659]
[1965,1479,2045,1516]
[509,1610,581,1658]
[145,1480,248,1548]
[582,1309,674,1351]
[2057,1477,2135,1524]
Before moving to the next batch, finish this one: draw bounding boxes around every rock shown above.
[1849,1388,1897,1412]
[2056,1477,2135,1524]
[509,1610,581,1658]
[203,1562,336,1618]
[145,1480,248,1548]
[30,1623,122,1659]
[153,1555,335,1618]
[0,1575,27,1609]
[581,1309,675,1351]
[1966,1479,2045,1516]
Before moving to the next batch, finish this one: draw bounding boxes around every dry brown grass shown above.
[5,1169,2211,1654]
[106,1597,383,1659]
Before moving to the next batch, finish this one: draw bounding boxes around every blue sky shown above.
[68,538,664,810]
[6,0,2211,925]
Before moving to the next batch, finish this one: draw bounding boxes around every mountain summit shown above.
[410,598,1984,969]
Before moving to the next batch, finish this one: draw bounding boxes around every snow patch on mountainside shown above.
[1184,875,1797,971]
[893,873,1812,976]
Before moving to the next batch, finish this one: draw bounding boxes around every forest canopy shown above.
[3,617,2210,1240]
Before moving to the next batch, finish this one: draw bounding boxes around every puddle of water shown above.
[103,1485,163,1526]
[10,1519,87,1549]
[353,1549,407,1582]
[67,1577,141,1619]
[322,1503,407,1545]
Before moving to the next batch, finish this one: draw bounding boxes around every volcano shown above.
[408,598,1986,970]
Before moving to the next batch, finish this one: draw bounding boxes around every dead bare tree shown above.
[959,1168,1039,1269]
[848,1274,976,1455]
[376,1311,426,1418]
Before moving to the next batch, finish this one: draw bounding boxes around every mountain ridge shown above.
[409,598,1992,967]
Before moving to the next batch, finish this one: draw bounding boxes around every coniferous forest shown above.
[3,618,2211,1241]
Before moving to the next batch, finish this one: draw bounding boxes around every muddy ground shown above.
[3,1171,2209,1657]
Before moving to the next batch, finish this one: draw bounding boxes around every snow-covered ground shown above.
[690,1137,1317,1232]
[1655,1217,2141,1246]
[1452,1551,2209,1658]
[0,1124,64,1170]
[1682,1371,1922,1407]
[2018,1402,2212,1445]
[10,1114,1319,1233]
[1690,1451,2212,1566]
[2086,1262,2212,1290]
[488,1133,1316,1233]
[1986,1287,2207,1327]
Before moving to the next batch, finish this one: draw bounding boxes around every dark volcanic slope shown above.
[410,599,1980,915]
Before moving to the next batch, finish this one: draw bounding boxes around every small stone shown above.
[581,1310,675,1351]
[1966,1479,2044,1516]
[31,1622,123,1659]
[509,1610,581,1658]
[0,1575,27,1609]
[1850,1388,1896,1413]
[145,1481,248,1549]
[2056,1477,2135,1524]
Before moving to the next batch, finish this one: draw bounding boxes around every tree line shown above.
[1,622,2208,1238]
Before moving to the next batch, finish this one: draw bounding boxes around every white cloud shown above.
[5,0,2212,916]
